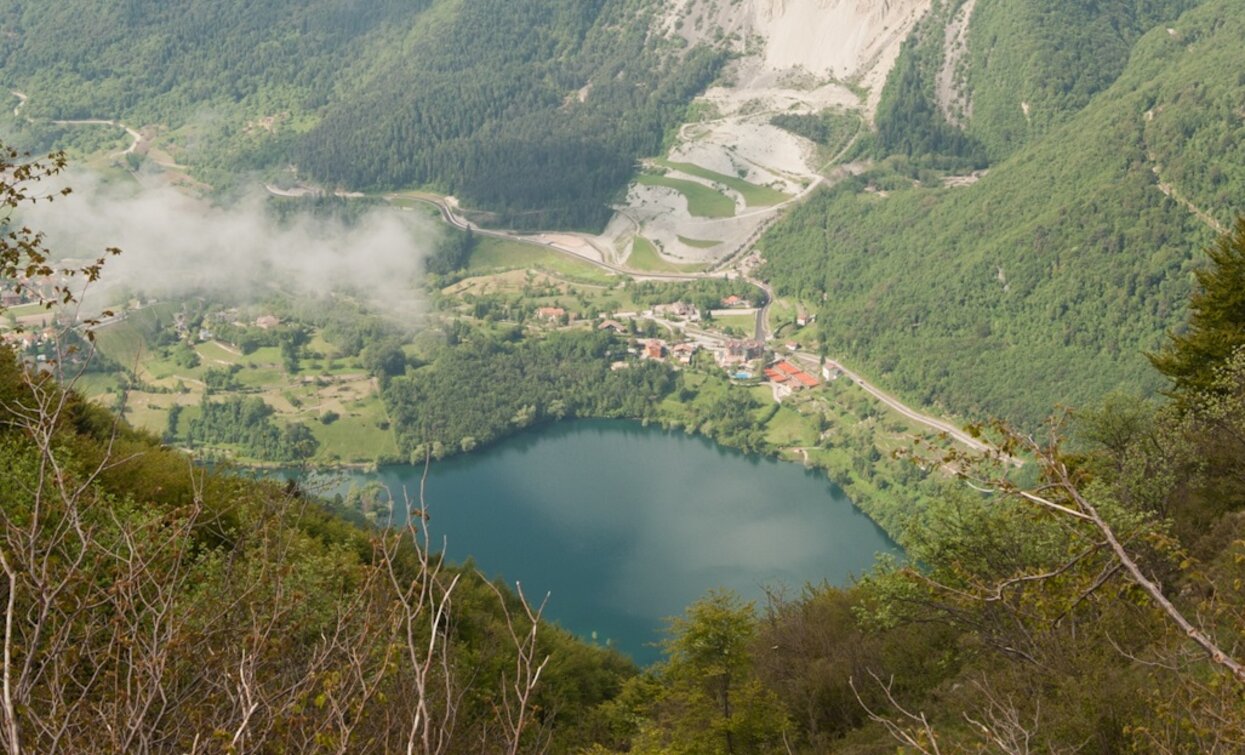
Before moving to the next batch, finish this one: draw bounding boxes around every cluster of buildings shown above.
[1,327,56,353]
[1,270,61,309]
[637,338,700,365]
[571,297,834,402]
[764,360,820,397]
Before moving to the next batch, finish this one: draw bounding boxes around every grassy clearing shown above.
[763,405,817,447]
[4,302,48,318]
[626,237,707,273]
[676,235,722,249]
[93,322,148,368]
[467,237,615,284]
[71,372,120,400]
[84,312,396,465]
[656,159,790,207]
[636,174,735,218]
[196,341,242,365]
[767,300,798,338]
[309,395,397,463]
[708,312,756,335]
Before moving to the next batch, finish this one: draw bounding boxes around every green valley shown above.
[3,0,1245,750]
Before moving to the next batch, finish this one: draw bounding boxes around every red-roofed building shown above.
[794,372,820,388]
[537,306,566,321]
[766,360,819,393]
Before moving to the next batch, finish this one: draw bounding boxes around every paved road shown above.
[393,192,730,283]
[788,350,1004,457]
[747,275,775,341]
[10,84,1011,464]
[401,190,1014,458]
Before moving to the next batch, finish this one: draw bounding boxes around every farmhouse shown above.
[670,341,698,364]
[597,319,626,333]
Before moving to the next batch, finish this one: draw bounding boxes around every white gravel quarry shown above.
[596,0,933,270]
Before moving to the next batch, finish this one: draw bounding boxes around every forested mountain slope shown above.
[761,0,1245,426]
[297,0,723,230]
[874,0,1198,162]
[0,0,722,229]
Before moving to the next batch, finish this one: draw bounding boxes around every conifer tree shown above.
[1149,216,1245,403]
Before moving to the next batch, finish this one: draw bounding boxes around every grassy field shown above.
[89,311,398,464]
[309,393,398,463]
[656,159,790,207]
[708,312,756,336]
[4,302,48,319]
[467,237,616,284]
[636,174,735,218]
[762,405,817,447]
[196,340,243,365]
[676,235,722,249]
[626,237,707,273]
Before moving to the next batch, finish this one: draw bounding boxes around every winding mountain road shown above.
[9,84,1012,464]
[52,118,143,156]
[394,192,727,283]
[10,89,143,158]
[788,351,1001,457]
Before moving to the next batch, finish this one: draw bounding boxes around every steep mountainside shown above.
[873,0,1199,162]
[760,0,1245,426]
[0,0,723,229]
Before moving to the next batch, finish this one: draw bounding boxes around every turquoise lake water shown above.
[283,419,899,664]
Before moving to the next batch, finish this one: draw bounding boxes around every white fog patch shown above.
[24,173,438,317]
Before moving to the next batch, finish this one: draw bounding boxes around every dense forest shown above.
[380,323,791,462]
[760,0,1245,427]
[0,0,723,229]
[382,329,674,460]
[872,0,1198,164]
[298,0,725,229]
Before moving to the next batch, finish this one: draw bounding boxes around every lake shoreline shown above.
[208,409,929,549]
[265,418,901,665]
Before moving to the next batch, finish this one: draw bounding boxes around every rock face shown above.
[662,0,932,114]
[753,0,930,111]
[606,0,931,270]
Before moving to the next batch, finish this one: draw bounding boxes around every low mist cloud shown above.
[24,173,438,318]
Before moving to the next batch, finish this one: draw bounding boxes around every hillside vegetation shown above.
[4,182,1245,751]
[0,0,723,229]
[761,0,1245,426]
[874,0,1198,162]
